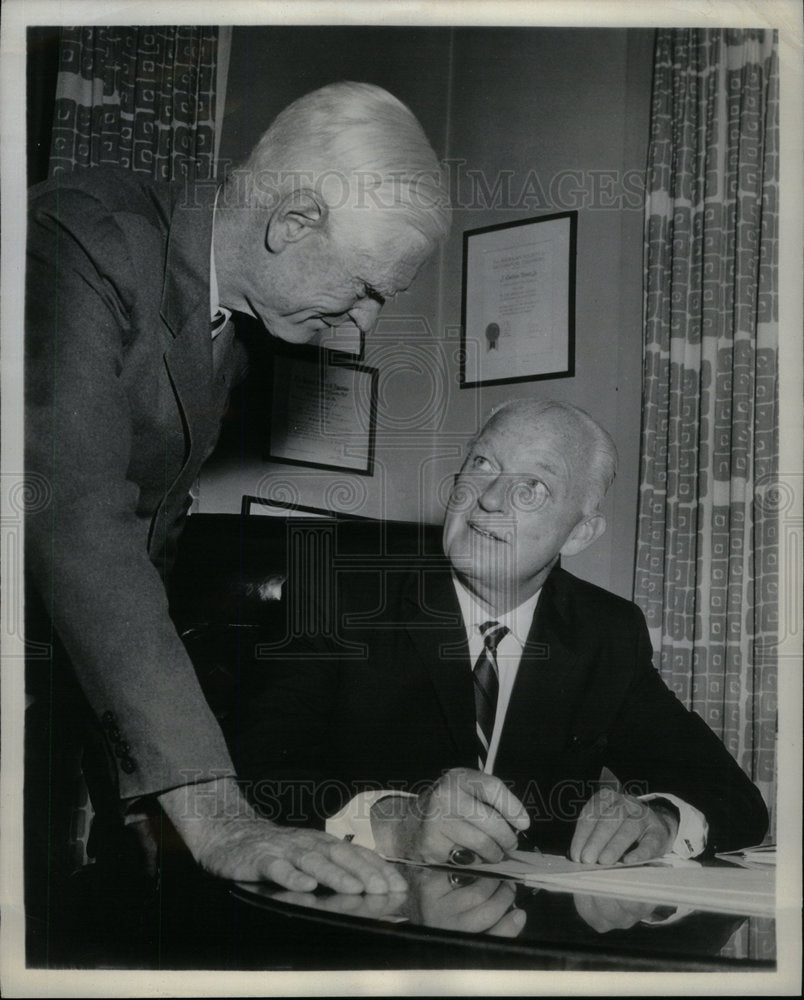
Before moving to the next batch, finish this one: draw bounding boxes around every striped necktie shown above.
[473,620,508,770]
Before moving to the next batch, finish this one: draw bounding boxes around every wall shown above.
[200,26,655,599]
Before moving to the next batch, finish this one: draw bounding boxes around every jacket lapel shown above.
[403,567,478,764]
[494,569,590,774]
[160,181,220,483]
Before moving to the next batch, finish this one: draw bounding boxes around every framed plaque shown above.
[267,346,378,476]
[460,211,577,387]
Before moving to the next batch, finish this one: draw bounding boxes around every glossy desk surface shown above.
[28,855,775,972]
[230,859,775,971]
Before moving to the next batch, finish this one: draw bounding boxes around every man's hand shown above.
[569,788,678,865]
[269,888,409,921]
[158,777,408,894]
[573,892,659,933]
[371,767,530,863]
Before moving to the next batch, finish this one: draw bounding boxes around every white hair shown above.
[232,81,450,246]
[482,398,618,514]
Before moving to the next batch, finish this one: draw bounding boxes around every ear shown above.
[265,188,328,253]
[560,512,607,557]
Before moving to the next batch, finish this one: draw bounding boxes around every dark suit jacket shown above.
[235,562,768,854]
[26,167,244,802]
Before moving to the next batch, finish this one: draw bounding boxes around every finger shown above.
[488,907,527,938]
[260,856,319,892]
[352,846,410,893]
[419,816,500,863]
[622,826,669,864]
[327,841,408,894]
[359,892,408,918]
[419,827,458,864]
[459,771,530,831]
[317,894,369,915]
[573,894,612,934]
[446,817,510,863]
[600,898,646,930]
[595,818,647,865]
[573,815,621,864]
[569,792,607,861]
[270,890,318,907]
[456,802,521,856]
[573,793,638,864]
[439,877,501,916]
[452,882,516,933]
[293,849,365,894]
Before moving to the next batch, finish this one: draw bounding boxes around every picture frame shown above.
[460,211,577,388]
[312,320,365,359]
[266,344,378,476]
[241,495,372,520]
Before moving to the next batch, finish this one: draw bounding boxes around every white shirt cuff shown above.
[326,790,416,850]
[640,792,709,858]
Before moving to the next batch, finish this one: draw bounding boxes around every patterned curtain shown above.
[49,26,219,180]
[635,30,778,835]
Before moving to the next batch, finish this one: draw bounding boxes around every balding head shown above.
[232,81,449,247]
[483,399,618,515]
[214,82,448,346]
[443,398,617,612]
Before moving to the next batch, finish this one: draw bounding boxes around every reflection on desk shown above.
[27,854,776,971]
[232,861,776,969]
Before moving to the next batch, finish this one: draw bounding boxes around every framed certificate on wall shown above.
[267,346,378,476]
[460,211,577,388]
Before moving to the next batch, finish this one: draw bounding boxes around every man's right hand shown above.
[371,767,530,863]
[158,777,408,895]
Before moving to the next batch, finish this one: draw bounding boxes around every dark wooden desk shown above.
[27,855,775,972]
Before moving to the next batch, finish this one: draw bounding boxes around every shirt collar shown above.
[451,573,541,647]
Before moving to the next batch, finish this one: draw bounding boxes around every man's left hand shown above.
[569,789,678,865]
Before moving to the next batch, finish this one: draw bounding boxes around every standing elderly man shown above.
[25,81,448,894]
[236,400,768,864]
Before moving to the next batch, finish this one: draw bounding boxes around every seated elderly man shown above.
[234,400,768,864]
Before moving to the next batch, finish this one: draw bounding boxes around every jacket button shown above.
[101,711,116,729]
[120,756,137,774]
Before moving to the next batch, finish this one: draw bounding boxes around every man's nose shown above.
[477,475,508,512]
[349,297,383,335]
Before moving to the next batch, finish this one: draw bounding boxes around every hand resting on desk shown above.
[569,788,679,865]
[159,777,408,894]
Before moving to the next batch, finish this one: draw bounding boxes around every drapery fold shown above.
[635,29,778,836]
[49,26,221,180]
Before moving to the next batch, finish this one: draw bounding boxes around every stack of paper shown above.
[386,849,775,918]
[522,864,775,917]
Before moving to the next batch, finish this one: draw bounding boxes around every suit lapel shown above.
[494,570,590,774]
[159,181,220,487]
[403,567,478,764]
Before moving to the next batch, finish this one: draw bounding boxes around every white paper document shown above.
[385,849,774,917]
[523,864,776,917]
